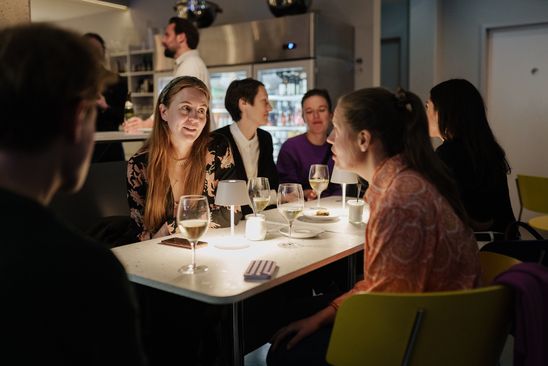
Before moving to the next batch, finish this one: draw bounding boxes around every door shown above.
[254,59,314,160]
[486,23,548,220]
[208,65,253,129]
[381,37,401,91]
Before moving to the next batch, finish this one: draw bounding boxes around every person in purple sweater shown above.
[277,89,341,200]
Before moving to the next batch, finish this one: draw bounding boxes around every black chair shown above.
[50,161,131,246]
[480,221,548,267]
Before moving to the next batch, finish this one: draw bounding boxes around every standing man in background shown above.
[124,17,211,132]
[0,23,146,364]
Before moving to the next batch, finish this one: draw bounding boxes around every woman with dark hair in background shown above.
[267,87,480,365]
[84,32,128,162]
[277,89,341,200]
[426,79,517,238]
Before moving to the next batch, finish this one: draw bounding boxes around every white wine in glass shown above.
[277,183,304,248]
[177,195,210,274]
[248,177,270,216]
[309,164,330,208]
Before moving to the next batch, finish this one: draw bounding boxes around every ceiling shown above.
[30,0,125,22]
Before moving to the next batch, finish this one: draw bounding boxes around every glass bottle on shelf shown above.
[124,92,134,121]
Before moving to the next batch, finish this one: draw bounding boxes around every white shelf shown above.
[129,48,154,55]
[129,71,154,76]
[260,125,306,132]
[269,95,303,101]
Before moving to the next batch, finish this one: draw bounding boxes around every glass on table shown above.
[177,195,210,274]
[248,177,271,216]
[309,164,330,208]
[277,183,305,248]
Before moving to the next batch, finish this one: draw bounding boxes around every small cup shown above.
[245,214,267,241]
[348,199,365,224]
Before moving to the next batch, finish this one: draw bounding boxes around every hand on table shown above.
[123,116,153,133]
[304,189,317,201]
[96,94,108,110]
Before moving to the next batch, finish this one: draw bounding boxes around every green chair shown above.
[326,286,512,366]
[479,251,522,285]
[516,174,548,232]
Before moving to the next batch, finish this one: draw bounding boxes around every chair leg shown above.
[401,309,425,366]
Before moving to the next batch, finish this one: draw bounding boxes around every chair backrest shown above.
[481,239,548,267]
[479,251,522,285]
[49,161,129,231]
[516,174,548,219]
[326,286,512,366]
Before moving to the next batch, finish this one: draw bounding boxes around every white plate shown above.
[279,226,324,238]
[300,209,340,222]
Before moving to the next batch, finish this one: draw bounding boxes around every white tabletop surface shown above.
[94,130,150,143]
[113,196,368,305]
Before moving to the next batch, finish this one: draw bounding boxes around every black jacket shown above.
[0,188,146,365]
[214,125,279,189]
[214,125,279,215]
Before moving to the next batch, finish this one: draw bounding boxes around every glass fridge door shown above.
[209,65,252,129]
[254,59,315,160]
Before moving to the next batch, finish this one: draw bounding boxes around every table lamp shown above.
[214,180,250,249]
[330,166,358,209]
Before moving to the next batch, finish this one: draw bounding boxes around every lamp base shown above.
[214,242,250,250]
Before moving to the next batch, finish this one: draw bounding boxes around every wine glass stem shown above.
[190,241,197,270]
[288,221,293,244]
[317,192,321,207]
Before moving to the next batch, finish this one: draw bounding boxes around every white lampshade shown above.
[215,180,250,206]
[331,166,358,184]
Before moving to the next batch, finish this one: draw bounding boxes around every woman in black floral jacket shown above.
[127,76,237,241]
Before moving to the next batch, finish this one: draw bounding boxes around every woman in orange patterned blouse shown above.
[267,88,481,365]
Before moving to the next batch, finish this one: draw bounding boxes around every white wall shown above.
[381,0,409,89]
[409,0,441,101]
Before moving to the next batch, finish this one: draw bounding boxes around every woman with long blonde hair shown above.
[127,76,235,241]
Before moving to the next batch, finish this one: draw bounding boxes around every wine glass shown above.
[309,164,330,208]
[177,195,210,274]
[277,183,305,248]
[248,177,271,216]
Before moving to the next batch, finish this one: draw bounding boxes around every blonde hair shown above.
[143,76,211,232]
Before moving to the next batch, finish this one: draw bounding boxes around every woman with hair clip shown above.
[426,79,517,239]
[267,88,481,365]
[127,76,235,242]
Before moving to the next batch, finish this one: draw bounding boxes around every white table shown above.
[113,196,367,365]
[94,130,149,143]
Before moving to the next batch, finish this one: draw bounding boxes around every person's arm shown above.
[276,140,316,200]
[123,114,153,132]
[206,137,241,227]
[270,303,336,351]
[74,248,147,365]
[127,155,154,241]
[276,142,301,185]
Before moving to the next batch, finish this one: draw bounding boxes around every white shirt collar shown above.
[230,123,259,179]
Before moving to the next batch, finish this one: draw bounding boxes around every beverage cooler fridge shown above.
[210,60,315,159]
[199,12,354,161]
